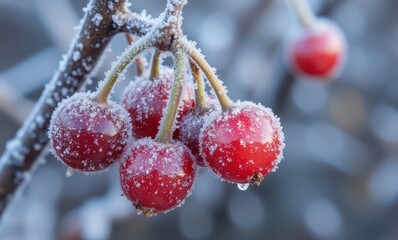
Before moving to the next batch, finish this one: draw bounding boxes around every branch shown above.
[0,0,153,219]
[114,11,155,36]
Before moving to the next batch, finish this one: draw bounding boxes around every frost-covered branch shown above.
[113,11,154,36]
[0,0,154,219]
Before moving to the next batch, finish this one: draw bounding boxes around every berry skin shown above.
[120,138,196,216]
[121,67,194,139]
[178,100,219,167]
[200,101,284,185]
[49,92,132,172]
[287,19,346,80]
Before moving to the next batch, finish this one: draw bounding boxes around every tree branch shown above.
[114,11,154,36]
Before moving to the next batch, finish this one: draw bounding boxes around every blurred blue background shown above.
[0,0,398,239]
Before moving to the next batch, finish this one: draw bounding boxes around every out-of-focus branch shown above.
[0,79,34,124]
[0,0,154,219]
[125,34,145,76]
[224,0,274,74]
[33,0,79,51]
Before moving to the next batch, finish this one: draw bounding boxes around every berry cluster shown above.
[42,0,338,218]
[48,47,285,216]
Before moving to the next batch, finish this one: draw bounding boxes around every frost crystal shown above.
[112,14,124,27]
[72,51,81,62]
[91,13,103,26]
[108,1,114,10]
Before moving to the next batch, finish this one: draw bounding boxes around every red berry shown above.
[49,92,132,172]
[287,19,346,80]
[121,67,194,139]
[119,138,196,216]
[200,101,284,185]
[178,100,219,167]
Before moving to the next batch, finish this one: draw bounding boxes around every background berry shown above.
[287,19,346,80]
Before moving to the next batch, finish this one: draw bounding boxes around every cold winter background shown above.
[0,0,397,239]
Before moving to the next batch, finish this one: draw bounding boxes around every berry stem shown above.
[150,49,161,80]
[156,51,186,143]
[189,59,207,113]
[96,36,152,104]
[291,0,316,28]
[125,34,145,76]
[181,40,233,111]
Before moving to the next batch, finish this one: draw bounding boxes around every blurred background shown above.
[0,0,398,239]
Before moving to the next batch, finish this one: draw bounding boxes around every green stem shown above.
[96,36,151,104]
[291,0,316,28]
[189,59,207,113]
[155,51,186,143]
[150,49,161,80]
[181,40,233,111]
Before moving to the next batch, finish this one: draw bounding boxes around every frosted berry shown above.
[200,102,284,185]
[178,100,219,167]
[49,92,131,172]
[121,67,194,139]
[287,19,346,80]
[120,138,196,216]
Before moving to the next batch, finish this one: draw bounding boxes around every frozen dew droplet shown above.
[237,183,250,191]
[65,167,74,178]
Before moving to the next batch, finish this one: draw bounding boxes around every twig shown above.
[0,0,153,219]
[222,0,273,78]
